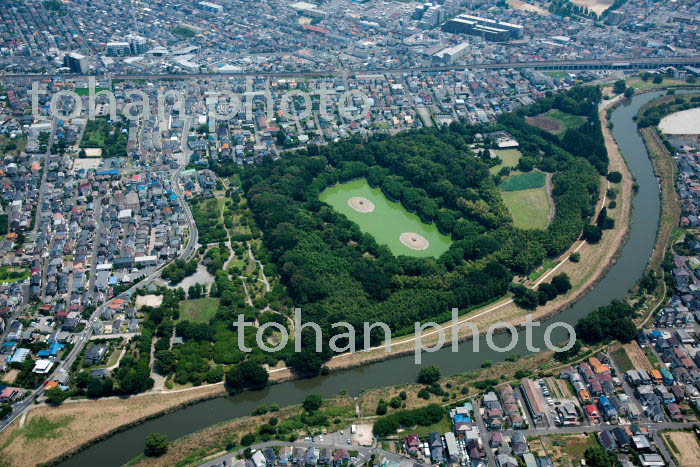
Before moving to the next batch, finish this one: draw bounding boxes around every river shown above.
[59,90,670,466]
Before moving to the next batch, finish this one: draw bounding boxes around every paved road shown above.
[502,420,697,437]
[1,57,700,81]
[0,121,55,343]
[199,439,417,467]
[0,117,199,434]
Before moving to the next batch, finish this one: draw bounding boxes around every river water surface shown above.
[60,90,672,466]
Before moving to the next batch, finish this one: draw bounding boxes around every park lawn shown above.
[178,298,220,323]
[501,187,552,230]
[546,109,586,131]
[500,171,546,191]
[546,71,570,78]
[489,149,522,175]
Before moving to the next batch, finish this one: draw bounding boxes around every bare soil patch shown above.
[663,431,700,466]
[526,115,564,133]
[508,0,551,15]
[135,294,163,309]
[623,341,654,372]
[348,196,375,213]
[2,369,19,384]
[399,232,429,250]
[570,0,613,15]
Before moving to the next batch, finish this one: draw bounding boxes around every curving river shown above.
[60,90,672,466]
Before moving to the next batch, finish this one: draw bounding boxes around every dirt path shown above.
[247,242,270,292]
[149,337,167,391]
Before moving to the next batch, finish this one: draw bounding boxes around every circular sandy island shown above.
[400,232,429,251]
[348,197,375,213]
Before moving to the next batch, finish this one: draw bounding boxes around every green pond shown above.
[319,179,452,258]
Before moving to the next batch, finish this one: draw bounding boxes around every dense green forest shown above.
[239,85,607,375]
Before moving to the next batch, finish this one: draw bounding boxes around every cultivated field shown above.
[500,171,547,191]
[662,431,700,466]
[527,109,586,135]
[529,433,599,466]
[622,341,654,372]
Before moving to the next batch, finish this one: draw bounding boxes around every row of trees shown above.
[372,404,445,438]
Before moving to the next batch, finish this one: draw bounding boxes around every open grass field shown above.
[627,77,688,92]
[489,149,522,174]
[178,297,220,323]
[611,346,634,373]
[662,431,700,466]
[526,109,586,135]
[408,414,454,438]
[501,188,552,230]
[500,171,546,191]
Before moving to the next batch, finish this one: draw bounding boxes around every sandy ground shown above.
[72,158,101,171]
[508,0,550,15]
[348,196,375,213]
[662,431,700,466]
[659,108,700,135]
[135,294,163,309]
[178,264,215,290]
[570,0,613,15]
[1,369,19,384]
[399,232,429,250]
[0,384,225,467]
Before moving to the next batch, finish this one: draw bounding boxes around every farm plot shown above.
[527,109,587,136]
[662,431,700,466]
[622,341,655,372]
